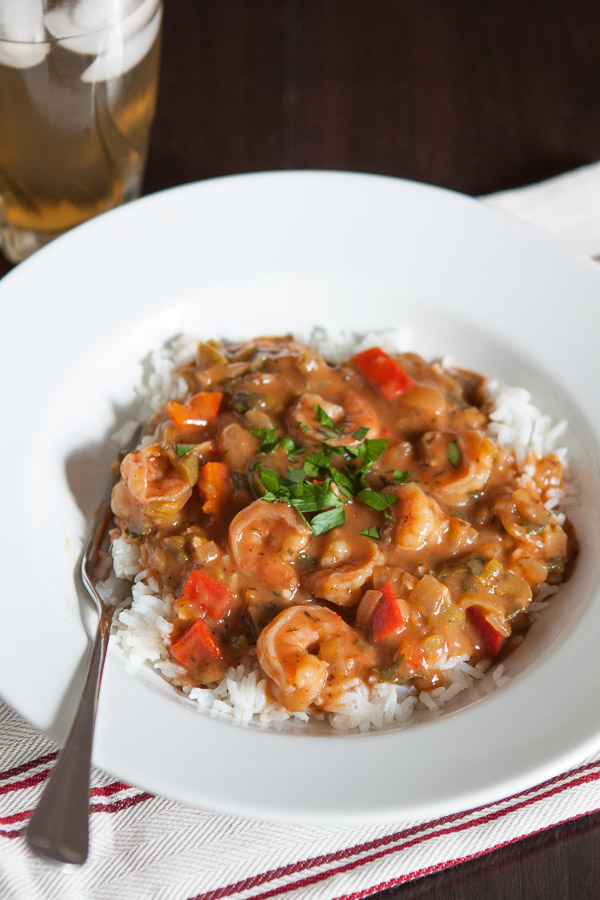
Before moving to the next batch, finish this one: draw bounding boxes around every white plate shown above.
[1,171,600,824]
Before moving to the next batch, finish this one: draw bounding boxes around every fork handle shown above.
[26,604,114,865]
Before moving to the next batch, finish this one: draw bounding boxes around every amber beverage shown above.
[0,0,162,263]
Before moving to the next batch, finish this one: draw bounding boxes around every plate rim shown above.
[1,169,599,823]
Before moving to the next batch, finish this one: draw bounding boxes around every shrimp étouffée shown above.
[110,336,577,720]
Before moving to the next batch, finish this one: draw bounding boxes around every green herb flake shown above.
[357,489,399,512]
[293,481,343,514]
[310,506,346,535]
[525,522,545,535]
[302,459,320,478]
[314,405,336,428]
[352,426,369,441]
[361,526,381,539]
[260,469,281,494]
[250,427,279,453]
[357,438,389,467]
[298,553,317,569]
[175,444,195,457]
[448,440,462,468]
[465,557,485,576]
[388,470,411,484]
[374,658,417,684]
[251,428,301,456]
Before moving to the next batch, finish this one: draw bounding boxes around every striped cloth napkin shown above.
[3,162,600,900]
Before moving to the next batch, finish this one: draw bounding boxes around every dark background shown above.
[5,1,600,895]
[146,0,600,195]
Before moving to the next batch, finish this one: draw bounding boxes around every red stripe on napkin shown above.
[88,793,153,815]
[0,755,136,799]
[0,769,52,796]
[0,752,58,783]
[91,781,135,798]
[0,791,153,840]
[333,811,600,899]
[188,760,600,900]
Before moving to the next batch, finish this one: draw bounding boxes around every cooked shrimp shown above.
[111,443,193,532]
[289,391,380,446]
[386,482,449,551]
[306,534,384,606]
[256,605,374,711]
[420,430,497,505]
[494,488,568,558]
[228,499,311,599]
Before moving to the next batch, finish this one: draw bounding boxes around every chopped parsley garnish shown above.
[259,468,281,495]
[356,489,398,512]
[388,469,411,483]
[175,443,195,457]
[250,427,302,456]
[357,438,388,467]
[310,506,346,535]
[314,405,336,428]
[280,435,297,453]
[250,427,280,453]
[259,467,345,533]
[448,440,462,468]
[251,412,403,535]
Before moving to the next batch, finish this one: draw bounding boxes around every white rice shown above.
[110,331,574,732]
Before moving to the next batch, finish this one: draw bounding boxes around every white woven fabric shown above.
[2,162,600,899]
[485,160,600,256]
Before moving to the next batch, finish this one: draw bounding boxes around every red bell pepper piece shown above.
[198,460,231,521]
[169,618,222,670]
[167,392,222,431]
[395,636,424,673]
[182,570,234,620]
[468,607,507,656]
[370,582,407,641]
[351,347,415,399]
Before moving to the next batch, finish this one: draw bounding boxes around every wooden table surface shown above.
[3,2,600,895]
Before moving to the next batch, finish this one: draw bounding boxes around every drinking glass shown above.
[0,0,162,263]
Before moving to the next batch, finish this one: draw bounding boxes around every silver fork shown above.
[26,426,142,865]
